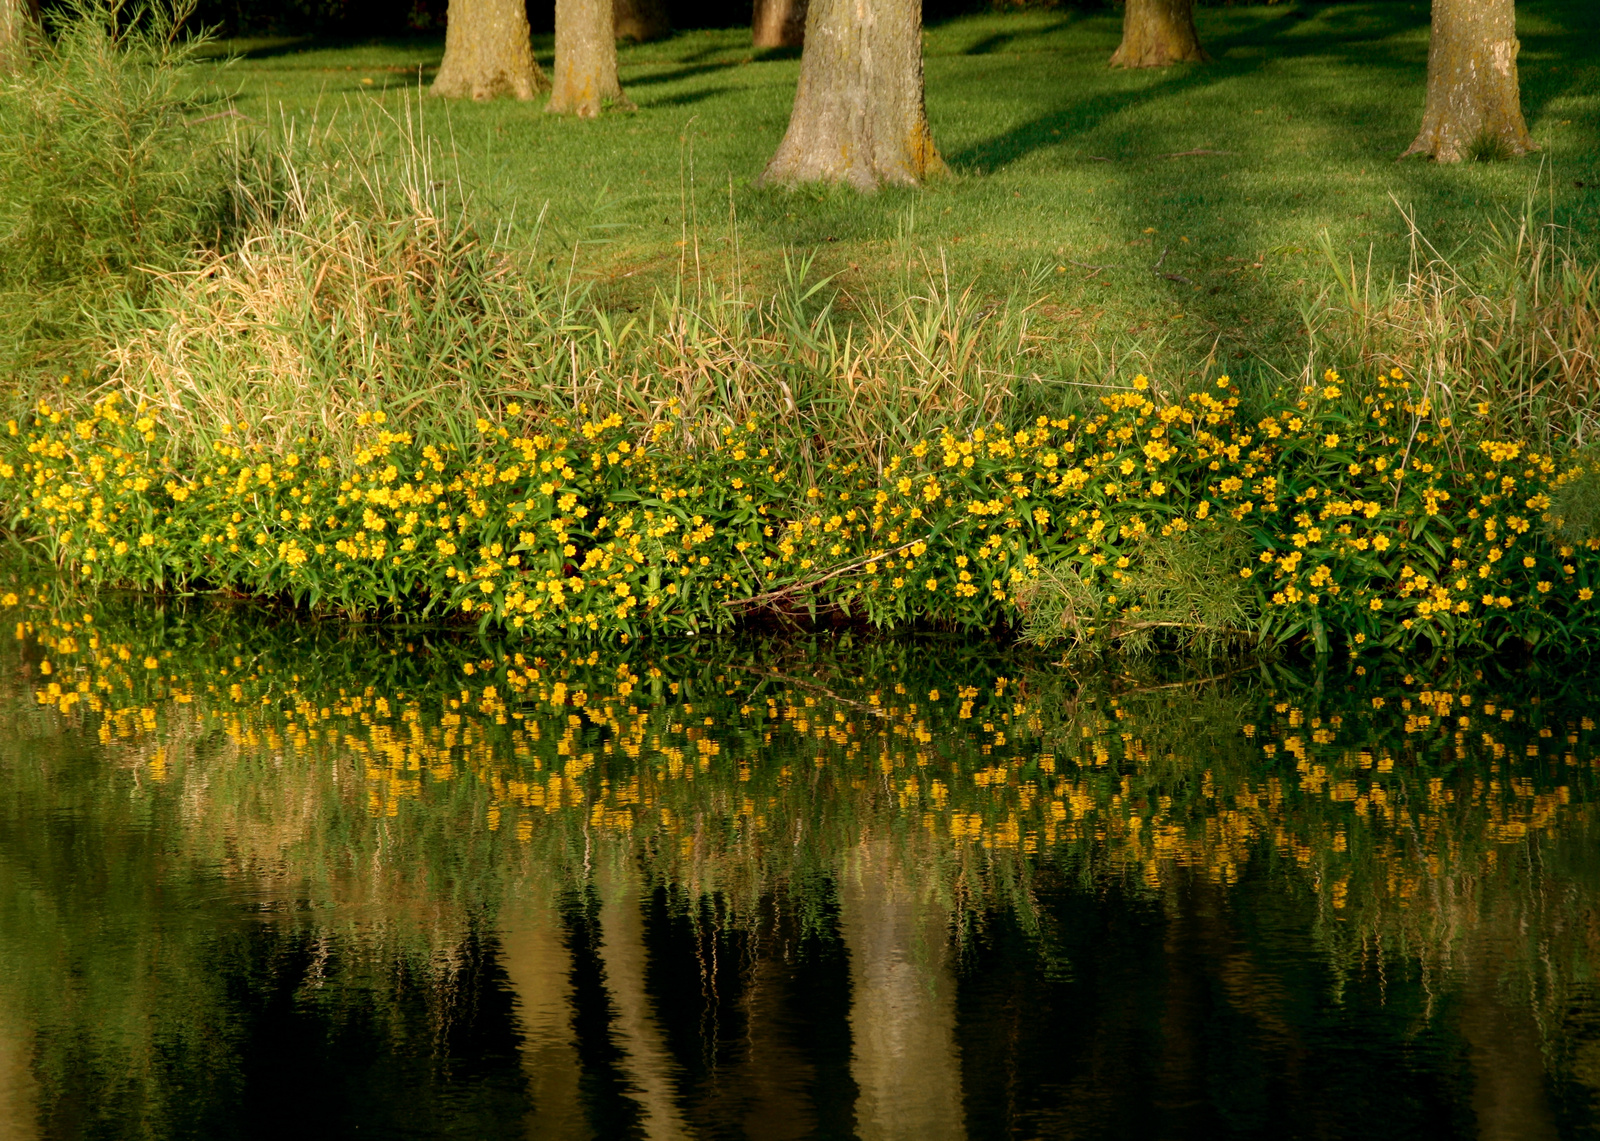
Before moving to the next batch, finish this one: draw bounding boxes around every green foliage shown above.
[7,362,1600,657]
[1547,448,1600,543]
[1019,521,1256,655]
[0,0,237,359]
[1318,190,1600,450]
[1466,129,1517,164]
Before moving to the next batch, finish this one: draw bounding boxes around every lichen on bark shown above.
[1110,0,1208,69]
[547,0,633,118]
[760,0,944,191]
[1403,0,1534,163]
[431,0,546,101]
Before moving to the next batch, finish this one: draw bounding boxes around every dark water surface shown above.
[1,580,1597,1140]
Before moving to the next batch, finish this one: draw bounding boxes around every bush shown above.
[0,0,237,364]
[6,364,1598,656]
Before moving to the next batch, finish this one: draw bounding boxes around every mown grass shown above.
[200,0,1600,383]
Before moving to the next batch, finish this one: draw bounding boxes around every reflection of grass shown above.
[4,575,1597,935]
[4,574,1600,1120]
[187,1,1600,384]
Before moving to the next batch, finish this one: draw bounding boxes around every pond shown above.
[1,579,1597,1139]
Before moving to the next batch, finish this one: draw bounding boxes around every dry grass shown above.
[1317,184,1600,447]
[87,99,1097,471]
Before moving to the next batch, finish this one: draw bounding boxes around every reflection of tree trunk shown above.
[499,898,586,1139]
[738,944,817,1141]
[839,839,965,1141]
[0,1007,34,1141]
[595,860,690,1140]
[1459,929,1558,1141]
[1155,881,1204,1131]
[752,0,807,49]
[1109,0,1207,69]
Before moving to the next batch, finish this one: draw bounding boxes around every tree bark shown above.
[614,0,670,43]
[753,0,807,50]
[1110,0,1208,68]
[432,0,546,101]
[1403,0,1534,162]
[0,0,38,76]
[759,0,943,190]
[548,0,632,117]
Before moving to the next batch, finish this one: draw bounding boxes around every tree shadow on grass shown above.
[635,87,733,110]
[621,59,752,89]
[940,0,1596,178]
[927,0,1600,385]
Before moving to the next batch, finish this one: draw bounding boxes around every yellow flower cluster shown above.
[5,367,1597,652]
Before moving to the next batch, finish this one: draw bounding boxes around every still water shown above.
[1,579,1597,1140]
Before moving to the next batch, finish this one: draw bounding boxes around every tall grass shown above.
[5,1,1598,485]
[0,0,239,366]
[1316,183,1600,449]
[86,95,1090,471]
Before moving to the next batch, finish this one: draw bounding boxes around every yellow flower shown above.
[925,577,938,592]
[1581,588,1594,601]
[143,656,158,669]
[1323,434,1340,448]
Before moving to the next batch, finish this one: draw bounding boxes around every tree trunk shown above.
[614,0,670,43]
[1110,0,1207,68]
[1403,0,1534,162]
[753,0,807,50]
[548,0,632,117]
[0,0,38,76]
[759,0,943,190]
[432,0,546,101]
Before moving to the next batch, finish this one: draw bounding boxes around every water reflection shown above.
[1,576,1598,1138]
[841,840,964,1141]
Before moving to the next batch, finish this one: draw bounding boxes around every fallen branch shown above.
[723,521,967,611]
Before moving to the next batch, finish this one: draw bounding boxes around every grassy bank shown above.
[197,0,1600,383]
[2,2,1599,657]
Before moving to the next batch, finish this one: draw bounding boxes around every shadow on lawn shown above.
[949,0,1590,179]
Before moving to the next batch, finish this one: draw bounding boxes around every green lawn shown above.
[206,0,1600,381]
